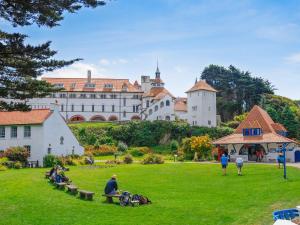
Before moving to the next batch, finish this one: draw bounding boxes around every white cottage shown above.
[0,107,84,166]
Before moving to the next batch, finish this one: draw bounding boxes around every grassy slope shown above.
[68,122,118,129]
[1,164,300,225]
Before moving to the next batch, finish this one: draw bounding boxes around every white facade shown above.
[0,108,83,166]
[186,90,217,127]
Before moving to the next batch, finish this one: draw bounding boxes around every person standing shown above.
[235,157,244,175]
[221,154,228,176]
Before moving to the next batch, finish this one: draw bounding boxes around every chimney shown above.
[87,70,92,83]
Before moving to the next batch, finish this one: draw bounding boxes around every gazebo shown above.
[213,105,298,162]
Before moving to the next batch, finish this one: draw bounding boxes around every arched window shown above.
[165,116,171,121]
[166,100,170,106]
[155,105,158,111]
[160,101,164,108]
[149,109,153,115]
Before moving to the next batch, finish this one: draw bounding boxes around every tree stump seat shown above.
[66,185,78,195]
[79,190,94,200]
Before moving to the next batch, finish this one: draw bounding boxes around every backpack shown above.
[132,194,152,205]
[119,191,131,206]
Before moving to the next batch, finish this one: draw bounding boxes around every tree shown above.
[190,135,212,161]
[201,65,274,121]
[0,0,106,111]
[280,106,299,139]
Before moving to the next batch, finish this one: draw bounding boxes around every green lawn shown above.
[1,163,300,225]
[68,122,118,129]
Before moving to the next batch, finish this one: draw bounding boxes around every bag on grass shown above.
[119,191,131,206]
[132,194,152,205]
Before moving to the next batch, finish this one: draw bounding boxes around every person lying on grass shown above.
[104,175,119,195]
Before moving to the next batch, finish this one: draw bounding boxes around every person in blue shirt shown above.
[221,154,228,175]
[104,175,119,195]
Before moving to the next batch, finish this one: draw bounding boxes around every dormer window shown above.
[54,83,64,88]
[70,83,76,88]
[84,83,96,88]
[243,128,262,136]
[104,83,113,89]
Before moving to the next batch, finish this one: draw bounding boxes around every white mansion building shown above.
[27,67,217,127]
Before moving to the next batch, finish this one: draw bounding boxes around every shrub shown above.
[3,161,14,169]
[0,165,7,171]
[43,154,58,168]
[177,155,185,162]
[0,157,9,165]
[170,140,179,152]
[105,160,122,165]
[123,154,133,164]
[129,147,152,157]
[117,141,128,152]
[4,147,30,164]
[141,154,164,164]
[14,161,22,169]
[85,145,117,156]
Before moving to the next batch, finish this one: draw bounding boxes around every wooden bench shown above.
[66,185,78,195]
[55,182,67,190]
[79,190,95,200]
[102,194,121,203]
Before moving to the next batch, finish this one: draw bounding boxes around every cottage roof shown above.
[186,80,217,93]
[174,98,187,112]
[0,109,52,125]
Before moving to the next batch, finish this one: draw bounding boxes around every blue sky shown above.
[3,0,300,99]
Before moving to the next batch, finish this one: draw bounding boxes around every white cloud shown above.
[42,62,106,78]
[285,53,300,64]
[99,58,110,66]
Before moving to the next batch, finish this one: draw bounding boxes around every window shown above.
[155,105,158,111]
[112,105,115,112]
[192,106,197,111]
[72,146,75,155]
[47,144,52,154]
[166,100,170,106]
[90,94,96,99]
[243,128,262,136]
[102,105,105,112]
[69,93,76,98]
[0,126,5,138]
[165,116,170,121]
[104,83,113,88]
[110,94,117,99]
[61,104,64,112]
[123,98,126,106]
[80,94,86,98]
[85,83,96,88]
[24,126,31,138]
[54,83,64,88]
[71,104,74,112]
[133,105,136,113]
[24,145,31,156]
[59,93,66,98]
[149,109,153,115]
[82,104,84,112]
[92,105,95,112]
[60,136,64,145]
[208,120,211,126]
[11,126,17,138]
[100,94,106,99]
[160,101,164,108]
[123,111,126,118]
[132,95,139,99]
[146,100,150,108]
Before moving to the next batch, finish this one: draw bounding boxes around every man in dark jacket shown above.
[104,175,118,195]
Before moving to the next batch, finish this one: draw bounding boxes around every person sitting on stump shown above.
[104,175,119,195]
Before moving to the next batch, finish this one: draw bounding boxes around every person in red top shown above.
[256,150,260,162]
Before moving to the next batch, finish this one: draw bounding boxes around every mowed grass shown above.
[1,164,300,225]
[68,122,119,129]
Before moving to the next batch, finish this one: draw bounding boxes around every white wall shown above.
[187,90,216,127]
[145,95,175,121]
[0,125,44,164]
[43,109,84,160]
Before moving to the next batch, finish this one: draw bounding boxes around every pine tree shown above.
[0,0,106,111]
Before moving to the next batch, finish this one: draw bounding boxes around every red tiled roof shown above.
[42,77,143,93]
[186,80,217,93]
[143,87,175,100]
[213,105,295,145]
[174,98,187,112]
[0,109,52,125]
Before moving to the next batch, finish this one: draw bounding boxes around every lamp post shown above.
[174,154,178,162]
